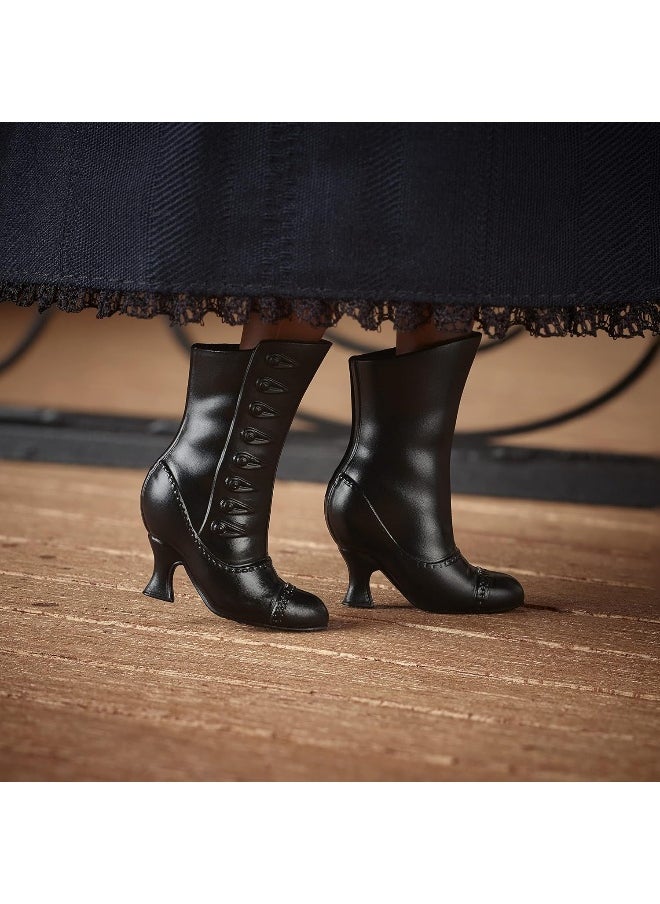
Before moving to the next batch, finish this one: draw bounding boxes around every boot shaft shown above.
[158,339,330,564]
[346,332,480,458]
[331,332,480,559]
[167,344,251,528]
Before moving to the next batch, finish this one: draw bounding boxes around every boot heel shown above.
[339,548,377,608]
[143,535,180,602]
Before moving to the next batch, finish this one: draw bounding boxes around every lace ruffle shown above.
[2,282,659,339]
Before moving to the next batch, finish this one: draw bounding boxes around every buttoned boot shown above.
[141,339,331,630]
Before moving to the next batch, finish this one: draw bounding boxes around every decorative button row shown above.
[216,358,297,523]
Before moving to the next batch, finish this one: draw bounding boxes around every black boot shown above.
[325,333,524,614]
[141,339,331,630]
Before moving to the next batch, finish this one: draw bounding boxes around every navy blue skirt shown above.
[1,123,658,338]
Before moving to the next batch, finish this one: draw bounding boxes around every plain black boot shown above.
[141,339,331,630]
[325,332,524,614]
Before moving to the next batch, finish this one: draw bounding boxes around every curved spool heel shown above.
[339,548,377,608]
[143,535,181,602]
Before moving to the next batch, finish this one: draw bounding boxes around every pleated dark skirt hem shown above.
[3,281,659,340]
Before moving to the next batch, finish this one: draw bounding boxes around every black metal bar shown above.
[171,324,659,443]
[0,308,52,374]
[1,317,657,508]
[464,337,659,440]
[0,405,657,507]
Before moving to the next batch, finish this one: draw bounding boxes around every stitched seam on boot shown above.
[474,567,491,602]
[326,359,364,503]
[336,473,461,568]
[161,461,272,574]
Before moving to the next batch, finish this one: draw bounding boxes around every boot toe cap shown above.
[484,571,525,612]
[270,585,329,631]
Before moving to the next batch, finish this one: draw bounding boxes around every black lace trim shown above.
[2,281,659,339]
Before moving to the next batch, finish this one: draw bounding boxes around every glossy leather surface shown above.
[166,345,251,529]
[325,334,524,614]
[141,340,331,630]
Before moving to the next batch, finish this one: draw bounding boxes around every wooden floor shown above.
[1,460,658,781]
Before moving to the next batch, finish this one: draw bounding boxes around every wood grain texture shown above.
[0,461,658,781]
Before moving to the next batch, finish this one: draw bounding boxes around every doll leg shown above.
[395,317,474,355]
[240,311,328,349]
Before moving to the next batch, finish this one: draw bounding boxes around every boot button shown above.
[256,377,286,394]
[241,427,270,444]
[249,402,277,418]
[219,498,251,514]
[225,476,254,492]
[265,353,297,368]
[233,452,261,469]
[210,520,243,537]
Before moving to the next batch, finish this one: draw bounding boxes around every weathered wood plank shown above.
[0,461,658,780]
